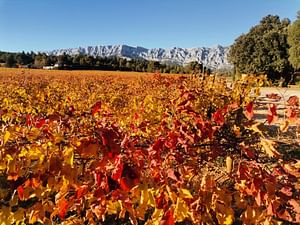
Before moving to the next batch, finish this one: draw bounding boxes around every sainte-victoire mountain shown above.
[47,44,231,69]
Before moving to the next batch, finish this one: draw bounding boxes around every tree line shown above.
[228,12,300,86]
[0,51,211,75]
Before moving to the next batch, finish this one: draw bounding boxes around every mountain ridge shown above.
[46,44,231,69]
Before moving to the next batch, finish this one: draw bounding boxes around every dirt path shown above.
[254,86,300,124]
[259,86,300,100]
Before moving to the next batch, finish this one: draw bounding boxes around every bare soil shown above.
[254,86,300,124]
[254,86,300,157]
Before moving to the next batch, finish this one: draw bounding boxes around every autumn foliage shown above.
[0,69,299,225]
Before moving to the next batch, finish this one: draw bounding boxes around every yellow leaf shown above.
[13,208,25,225]
[262,218,271,225]
[106,200,121,215]
[118,200,126,219]
[18,148,28,158]
[174,197,190,222]
[147,189,156,207]
[130,185,141,200]
[250,122,265,137]
[280,120,289,133]
[0,162,6,171]
[0,206,13,225]
[261,139,280,158]
[178,188,193,199]
[140,188,149,206]
[224,214,234,225]
[61,176,70,194]
[255,87,261,96]
[146,208,164,225]
[29,210,38,224]
[294,160,300,169]
[166,185,177,203]
[28,147,42,160]
[63,147,74,167]
[3,131,10,144]
[6,154,15,173]
[3,98,9,107]
[241,206,258,223]
[258,79,264,87]
[215,202,234,225]
[137,187,149,220]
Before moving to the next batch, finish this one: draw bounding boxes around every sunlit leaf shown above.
[174,197,190,222]
[63,147,74,167]
[178,188,193,199]
[260,139,280,158]
[145,208,163,225]
[3,130,10,144]
[215,202,234,225]
[106,200,121,215]
[166,185,177,203]
[279,120,289,132]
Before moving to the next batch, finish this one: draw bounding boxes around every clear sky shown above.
[0,0,300,52]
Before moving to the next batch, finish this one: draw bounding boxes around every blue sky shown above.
[0,0,300,52]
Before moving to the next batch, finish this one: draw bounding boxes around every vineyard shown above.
[0,68,299,225]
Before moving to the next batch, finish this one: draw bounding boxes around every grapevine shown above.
[0,69,299,225]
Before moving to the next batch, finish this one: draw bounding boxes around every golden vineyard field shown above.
[0,68,299,225]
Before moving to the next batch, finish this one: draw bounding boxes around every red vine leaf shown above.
[240,144,256,159]
[166,168,179,181]
[111,155,124,181]
[267,104,278,124]
[286,107,298,122]
[91,101,101,116]
[76,185,88,199]
[26,114,33,126]
[119,164,139,191]
[213,108,225,125]
[119,178,131,192]
[245,102,254,120]
[287,96,299,107]
[160,209,175,225]
[58,198,68,219]
[17,185,24,200]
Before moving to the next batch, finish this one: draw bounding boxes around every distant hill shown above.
[46,44,231,69]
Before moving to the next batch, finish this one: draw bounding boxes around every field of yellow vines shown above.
[0,68,299,225]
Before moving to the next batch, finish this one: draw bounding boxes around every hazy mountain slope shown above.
[47,44,231,69]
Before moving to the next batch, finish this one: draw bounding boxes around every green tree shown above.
[228,15,291,82]
[147,61,160,72]
[288,11,300,70]
[16,52,26,65]
[34,54,50,68]
[58,53,68,68]
[15,51,33,66]
[186,61,203,74]
[5,54,15,67]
